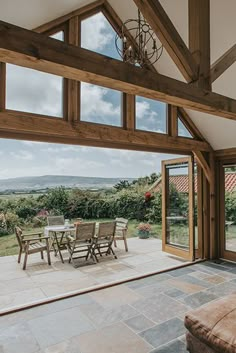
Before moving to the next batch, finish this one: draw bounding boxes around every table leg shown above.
[54,232,64,263]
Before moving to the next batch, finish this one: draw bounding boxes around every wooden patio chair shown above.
[15,226,51,270]
[114,217,129,252]
[47,215,67,257]
[92,221,117,262]
[47,215,65,226]
[66,222,96,267]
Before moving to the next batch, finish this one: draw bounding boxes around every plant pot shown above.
[138,230,150,239]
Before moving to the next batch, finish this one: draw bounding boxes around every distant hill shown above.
[0,175,135,192]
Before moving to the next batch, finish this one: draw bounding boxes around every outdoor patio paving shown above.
[0,237,189,312]
[0,260,236,352]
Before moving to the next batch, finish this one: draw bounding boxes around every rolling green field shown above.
[0,193,44,200]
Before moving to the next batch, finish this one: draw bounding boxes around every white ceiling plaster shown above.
[0,0,92,29]
[185,109,236,150]
[0,0,236,150]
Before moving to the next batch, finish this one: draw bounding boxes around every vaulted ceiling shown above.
[0,0,235,150]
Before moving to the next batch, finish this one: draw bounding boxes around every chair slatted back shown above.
[15,226,24,248]
[75,222,96,241]
[115,218,128,230]
[47,215,65,226]
[97,221,116,241]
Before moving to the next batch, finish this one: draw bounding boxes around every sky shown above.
[0,12,189,180]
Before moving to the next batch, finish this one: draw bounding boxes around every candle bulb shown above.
[144,46,148,58]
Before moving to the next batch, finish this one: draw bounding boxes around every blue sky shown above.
[1,12,184,180]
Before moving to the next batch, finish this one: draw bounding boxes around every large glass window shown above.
[80,82,122,126]
[6,31,64,118]
[81,12,120,60]
[136,96,167,133]
[80,12,122,126]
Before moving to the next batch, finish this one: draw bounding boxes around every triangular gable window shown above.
[178,117,193,138]
[81,12,121,60]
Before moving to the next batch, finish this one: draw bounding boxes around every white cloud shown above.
[6,64,63,117]
[54,156,105,174]
[81,12,113,52]
[10,150,33,161]
[136,99,166,133]
[81,83,120,125]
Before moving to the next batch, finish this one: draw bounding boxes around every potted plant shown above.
[137,223,151,239]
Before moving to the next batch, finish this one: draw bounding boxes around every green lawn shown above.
[3,220,236,258]
[0,220,163,257]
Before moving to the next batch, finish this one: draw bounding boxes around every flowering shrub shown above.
[137,222,152,232]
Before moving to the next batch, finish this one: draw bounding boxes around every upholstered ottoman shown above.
[184,294,236,353]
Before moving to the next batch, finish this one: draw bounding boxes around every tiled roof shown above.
[150,172,236,193]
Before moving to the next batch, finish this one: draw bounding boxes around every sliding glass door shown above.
[162,157,195,261]
[220,163,236,261]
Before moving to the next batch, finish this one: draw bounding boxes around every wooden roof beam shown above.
[0,111,211,153]
[133,0,198,82]
[210,44,236,83]
[1,21,236,121]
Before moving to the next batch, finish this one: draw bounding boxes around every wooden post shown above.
[189,0,215,259]
[203,173,210,259]
[189,0,211,90]
[68,16,80,122]
[123,94,135,130]
[0,62,5,110]
[197,166,203,259]
[209,152,216,259]
[167,105,177,137]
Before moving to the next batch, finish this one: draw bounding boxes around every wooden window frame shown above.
[218,158,236,262]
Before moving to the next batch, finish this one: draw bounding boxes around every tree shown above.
[114,180,131,191]
[44,187,69,216]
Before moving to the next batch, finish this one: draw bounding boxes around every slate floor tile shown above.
[206,281,236,297]
[77,322,151,353]
[132,294,188,324]
[126,274,171,290]
[80,302,138,328]
[177,274,213,288]
[201,262,232,272]
[89,284,142,308]
[0,323,40,353]
[168,267,196,277]
[164,288,185,298]
[44,337,82,353]
[178,290,218,308]
[124,314,155,333]
[28,306,94,349]
[150,339,188,353]
[139,317,186,348]
[204,275,226,284]
[167,278,205,294]
[134,281,173,298]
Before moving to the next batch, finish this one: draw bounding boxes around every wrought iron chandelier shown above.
[115,10,163,66]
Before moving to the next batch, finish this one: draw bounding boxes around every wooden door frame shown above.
[218,159,236,262]
[162,156,195,261]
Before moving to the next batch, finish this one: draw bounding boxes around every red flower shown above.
[145,192,151,200]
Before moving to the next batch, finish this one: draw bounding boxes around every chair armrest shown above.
[24,236,49,243]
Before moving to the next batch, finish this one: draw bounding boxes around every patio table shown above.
[44,225,75,263]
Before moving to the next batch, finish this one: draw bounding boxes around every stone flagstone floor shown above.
[0,238,189,311]
[0,260,236,352]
